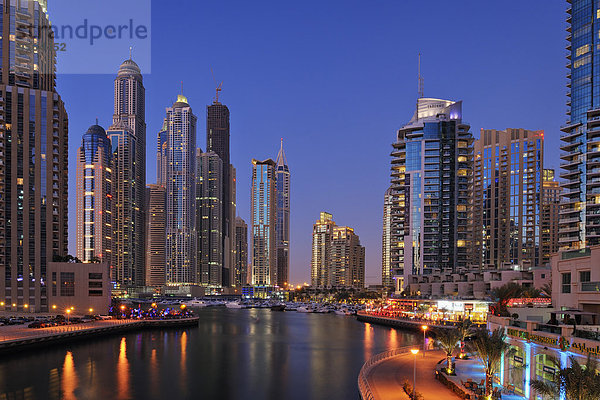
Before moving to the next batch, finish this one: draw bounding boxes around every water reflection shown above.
[117,337,131,399]
[364,322,373,360]
[61,351,78,400]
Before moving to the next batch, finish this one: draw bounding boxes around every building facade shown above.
[75,124,113,266]
[541,169,561,265]
[0,0,69,312]
[145,184,166,287]
[472,128,544,269]
[234,216,249,287]
[275,139,290,288]
[382,187,393,288]
[196,149,223,287]
[560,2,600,249]
[389,98,473,292]
[165,95,197,285]
[251,159,277,286]
[206,101,235,286]
[156,118,168,187]
[311,212,365,289]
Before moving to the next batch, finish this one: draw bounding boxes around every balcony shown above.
[581,282,600,292]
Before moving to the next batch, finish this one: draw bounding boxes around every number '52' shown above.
[54,43,66,52]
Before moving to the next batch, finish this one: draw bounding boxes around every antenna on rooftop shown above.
[418,53,424,99]
[129,46,133,60]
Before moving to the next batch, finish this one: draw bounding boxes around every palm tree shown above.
[490,282,524,316]
[456,319,473,358]
[522,286,542,298]
[468,328,514,398]
[541,282,552,298]
[531,354,600,400]
[436,328,461,374]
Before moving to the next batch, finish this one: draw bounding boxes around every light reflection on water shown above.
[0,309,418,400]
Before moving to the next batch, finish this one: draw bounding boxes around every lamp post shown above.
[410,349,419,398]
[66,309,71,323]
[421,325,428,357]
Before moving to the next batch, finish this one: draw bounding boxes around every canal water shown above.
[0,308,418,400]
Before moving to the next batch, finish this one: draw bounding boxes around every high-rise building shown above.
[472,128,544,269]
[206,99,235,286]
[275,139,290,288]
[0,0,69,312]
[389,98,473,292]
[381,187,393,288]
[560,2,600,248]
[145,184,166,287]
[109,57,146,289]
[76,124,113,266]
[541,169,561,265]
[165,94,197,285]
[310,212,365,289]
[108,122,141,287]
[251,159,277,286]
[196,149,223,287]
[156,118,168,187]
[234,216,249,287]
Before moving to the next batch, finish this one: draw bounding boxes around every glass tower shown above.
[560,1,600,248]
[389,98,473,292]
[275,139,290,288]
[251,159,276,286]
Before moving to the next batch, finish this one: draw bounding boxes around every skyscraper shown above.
[156,118,168,187]
[196,149,223,287]
[560,2,600,248]
[145,184,166,287]
[275,139,290,288]
[206,99,235,286]
[109,57,146,289]
[234,217,249,287]
[165,94,197,285]
[251,159,277,286]
[541,169,561,265]
[472,128,544,269]
[311,213,365,289]
[389,98,473,292]
[0,0,69,312]
[381,187,393,288]
[76,124,113,265]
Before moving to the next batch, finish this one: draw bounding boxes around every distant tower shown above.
[196,149,223,287]
[156,118,168,187]
[275,139,290,287]
[145,184,166,286]
[76,123,113,266]
[234,217,249,287]
[165,94,197,285]
[381,187,393,288]
[251,159,277,286]
[541,169,561,265]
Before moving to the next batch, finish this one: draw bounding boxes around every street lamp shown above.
[421,325,428,357]
[410,349,419,399]
[66,309,71,323]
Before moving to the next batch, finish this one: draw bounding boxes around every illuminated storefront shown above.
[367,299,490,324]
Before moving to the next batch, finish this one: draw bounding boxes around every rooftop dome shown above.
[117,58,142,78]
[173,94,190,108]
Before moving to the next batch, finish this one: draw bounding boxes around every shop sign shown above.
[437,301,464,312]
[506,329,558,347]
[542,366,555,375]
[570,340,600,356]
[514,355,523,364]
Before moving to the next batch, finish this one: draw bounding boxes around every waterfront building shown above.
[560,2,600,249]
[109,58,146,289]
[541,169,561,265]
[251,159,277,286]
[389,98,473,292]
[275,139,290,288]
[234,216,249,286]
[145,184,166,287]
[0,0,69,312]
[196,149,223,287]
[165,94,197,285]
[156,118,168,187]
[207,98,235,286]
[472,128,544,269]
[46,261,111,315]
[311,212,365,289]
[382,187,393,288]
[75,123,113,266]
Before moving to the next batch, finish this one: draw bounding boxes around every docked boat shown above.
[270,304,286,311]
[183,299,207,308]
[296,306,311,313]
[225,302,243,309]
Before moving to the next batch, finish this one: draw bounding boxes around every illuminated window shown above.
[457,240,466,247]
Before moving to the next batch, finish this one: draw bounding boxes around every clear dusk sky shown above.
[59,0,566,286]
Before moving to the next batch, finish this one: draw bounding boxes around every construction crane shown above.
[211,68,223,104]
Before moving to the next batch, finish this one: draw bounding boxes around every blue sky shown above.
[57,0,567,285]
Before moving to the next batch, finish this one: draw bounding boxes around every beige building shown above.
[47,262,111,315]
[541,169,561,265]
[552,245,600,314]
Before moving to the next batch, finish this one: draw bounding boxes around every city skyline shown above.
[60,0,567,285]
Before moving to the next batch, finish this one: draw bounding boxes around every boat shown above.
[183,299,207,308]
[225,302,243,309]
[270,304,286,311]
[296,307,311,313]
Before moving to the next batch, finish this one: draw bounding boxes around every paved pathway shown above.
[0,319,138,342]
[367,350,456,400]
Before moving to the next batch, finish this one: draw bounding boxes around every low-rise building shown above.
[47,262,111,315]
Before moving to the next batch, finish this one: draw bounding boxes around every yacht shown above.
[225,302,243,309]
[183,299,207,308]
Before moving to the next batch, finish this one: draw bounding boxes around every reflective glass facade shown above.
[251,159,276,286]
[275,140,290,288]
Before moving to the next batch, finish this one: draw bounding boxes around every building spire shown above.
[129,46,133,60]
[276,138,288,168]
[418,53,424,99]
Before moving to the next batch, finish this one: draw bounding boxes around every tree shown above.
[541,282,552,298]
[531,354,600,400]
[522,287,542,298]
[468,328,515,398]
[456,319,473,358]
[490,282,524,316]
[436,328,462,374]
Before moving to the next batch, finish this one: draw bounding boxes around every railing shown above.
[358,346,413,400]
[581,281,600,292]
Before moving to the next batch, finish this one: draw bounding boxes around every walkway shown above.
[452,358,525,400]
[366,350,453,399]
